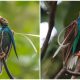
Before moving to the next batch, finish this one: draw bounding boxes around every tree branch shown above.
[66,69,80,76]
[2,59,14,79]
[41,1,57,60]
[54,66,80,79]
[54,67,66,79]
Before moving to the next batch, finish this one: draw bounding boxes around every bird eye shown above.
[3,19,5,21]
[1,18,6,22]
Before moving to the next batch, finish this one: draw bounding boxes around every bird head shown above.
[0,16,8,26]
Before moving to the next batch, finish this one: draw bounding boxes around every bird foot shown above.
[0,52,6,60]
[76,51,80,57]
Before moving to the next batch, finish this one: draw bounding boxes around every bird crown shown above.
[0,16,8,26]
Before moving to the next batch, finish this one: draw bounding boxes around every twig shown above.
[66,69,80,76]
[2,59,14,79]
[54,67,66,79]
[54,66,80,79]
[41,1,57,60]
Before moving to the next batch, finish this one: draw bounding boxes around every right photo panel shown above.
[41,1,80,79]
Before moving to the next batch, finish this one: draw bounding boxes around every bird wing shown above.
[0,27,11,73]
[3,27,18,59]
[1,30,12,60]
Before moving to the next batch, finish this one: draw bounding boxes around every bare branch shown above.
[54,67,66,79]
[41,1,57,60]
[66,69,80,76]
[54,66,80,79]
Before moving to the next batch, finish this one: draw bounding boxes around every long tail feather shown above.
[5,27,18,59]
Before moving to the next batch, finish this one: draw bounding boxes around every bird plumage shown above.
[52,17,80,69]
[3,26,18,59]
[63,17,80,69]
[72,17,80,54]
[0,26,12,73]
[0,16,18,73]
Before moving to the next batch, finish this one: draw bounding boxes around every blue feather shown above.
[2,26,18,59]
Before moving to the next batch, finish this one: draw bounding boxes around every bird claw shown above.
[0,52,6,60]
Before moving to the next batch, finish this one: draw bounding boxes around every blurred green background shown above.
[41,1,80,79]
[0,1,39,79]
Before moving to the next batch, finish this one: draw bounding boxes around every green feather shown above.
[72,33,80,53]
[72,17,80,54]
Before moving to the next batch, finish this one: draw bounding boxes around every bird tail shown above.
[0,60,2,73]
[7,27,18,59]
[67,56,78,69]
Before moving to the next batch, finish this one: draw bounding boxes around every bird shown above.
[53,17,80,69]
[0,16,18,73]
[64,17,80,69]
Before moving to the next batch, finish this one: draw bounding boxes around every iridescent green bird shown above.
[63,17,80,69]
[0,16,18,73]
[53,17,80,69]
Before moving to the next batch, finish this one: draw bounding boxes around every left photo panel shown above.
[0,1,39,79]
